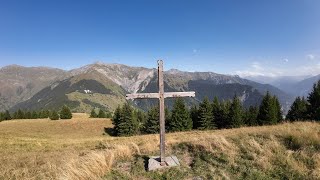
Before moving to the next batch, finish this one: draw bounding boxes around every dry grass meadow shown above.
[0,113,320,179]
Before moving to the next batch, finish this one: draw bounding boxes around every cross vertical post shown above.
[158,60,166,166]
[125,60,195,170]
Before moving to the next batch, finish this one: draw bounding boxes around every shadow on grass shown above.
[103,127,115,136]
[133,154,150,171]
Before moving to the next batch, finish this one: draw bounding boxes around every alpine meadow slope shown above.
[0,116,319,179]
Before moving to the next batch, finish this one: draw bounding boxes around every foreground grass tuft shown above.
[0,115,319,179]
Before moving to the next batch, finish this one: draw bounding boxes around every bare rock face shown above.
[70,62,156,93]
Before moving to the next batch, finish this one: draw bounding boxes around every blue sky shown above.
[0,0,319,76]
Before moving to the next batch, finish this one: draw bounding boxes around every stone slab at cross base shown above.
[148,155,180,171]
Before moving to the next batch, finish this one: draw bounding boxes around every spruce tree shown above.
[49,110,60,120]
[197,97,214,130]
[190,105,199,129]
[133,109,146,133]
[168,98,192,132]
[0,112,4,121]
[16,109,25,119]
[257,92,278,125]
[117,103,138,136]
[98,109,106,118]
[307,80,320,121]
[244,105,259,126]
[211,97,220,128]
[105,110,112,118]
[287,96,308,121]
[112,106,122,135]
[273,96,283,122]
[39,110,50,119]
[60,105,72,119]
[4,110,11,120]
[164,107,171,131]
[13,111,18,119]
[90,108,98,118]
[144,106,160,134]
[38,111,43,118]
[217,100,231,129]
[136,110,146,124]
[25,111,32,119]
[228,95,244,128]
[31,111,38,119]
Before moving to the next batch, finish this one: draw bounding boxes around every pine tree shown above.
[39,110,50,119]
[117,103,138,136]
[0,112,4,121]
[307,80,320,121]
[273,96,283,123]
[136,110,147,124]
[31,111,38,119]
[112,106,122,135]
[190,105,199,129]
[228,95,244,128]
[38,111,43,119]
[4,110,11,120]
[168,98,192,132]
[12,111,18,119]
[16,109,25,119]
[211,97,220,128]
[287,96,308,121]
[60,105,72,119]
[217,100,231,129]
[105,110,112,118]
[132,109,146,133]
[98,109,106,118]
[49,110,60,120]
[164,107,171,131]
[144,106,160,134]
[244,105,259,126]
[257,92,278,125]
[197,97,214,130]
[25,111,32,119]
[90,108,98,118]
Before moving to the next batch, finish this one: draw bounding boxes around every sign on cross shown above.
[126,60,195,167]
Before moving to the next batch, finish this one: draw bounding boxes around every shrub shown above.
[49,111,60,120]
[60,105,72,119]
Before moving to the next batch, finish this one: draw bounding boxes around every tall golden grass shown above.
[0,114,319,179]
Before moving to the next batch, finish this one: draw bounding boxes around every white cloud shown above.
[235,60,320,77]
[283,58,289,63]
[251,61,263,70]
[192,49,198,53]
[234,61,283,77]
[306,54,315,60]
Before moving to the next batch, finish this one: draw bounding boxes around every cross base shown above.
[148,155,180,171]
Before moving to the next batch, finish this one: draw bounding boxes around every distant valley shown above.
[245,74,320,97]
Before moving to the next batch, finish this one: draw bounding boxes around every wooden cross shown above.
[126,60,195,166]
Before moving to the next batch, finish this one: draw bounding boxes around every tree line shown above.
[111,91,283,136]
[89,108,112,118]
[0,105,72,121]
[286,80,320,121]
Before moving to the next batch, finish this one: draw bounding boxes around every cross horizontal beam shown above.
[126,91,195,100]
[164,92,195,98]
[126,93,159,99]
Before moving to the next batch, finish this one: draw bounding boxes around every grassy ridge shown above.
[0,114,319,179]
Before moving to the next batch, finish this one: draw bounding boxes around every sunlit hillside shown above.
[0,114,319,179]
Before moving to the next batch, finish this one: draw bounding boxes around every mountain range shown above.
[2,62,318,113]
